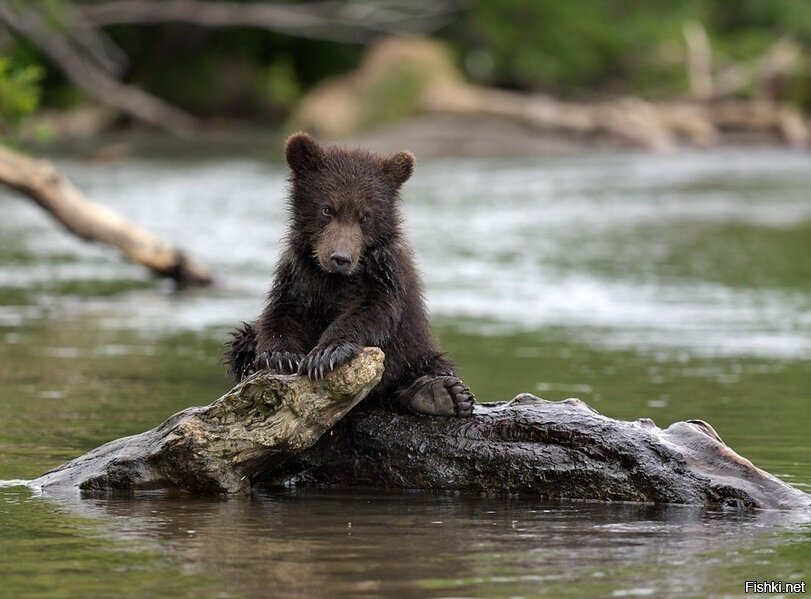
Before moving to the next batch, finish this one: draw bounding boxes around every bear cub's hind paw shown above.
[298,342,360,381]
[255,350,305,375]
[404,375,476,417]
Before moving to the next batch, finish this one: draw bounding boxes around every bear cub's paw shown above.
[405,375,476,417]
[255,350,305,375]
[298,341,361,381]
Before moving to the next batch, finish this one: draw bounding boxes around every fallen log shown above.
[32,347,385,494]
[0,145,212,286]
[293,37,810,153]
[31,348,810,510]
[273,395,811,510]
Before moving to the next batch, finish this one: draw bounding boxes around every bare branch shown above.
[683,21,713,101]
[75,0,461,43]
[65,19,129,77]
[0,144,213,286]
[0,2,198,135]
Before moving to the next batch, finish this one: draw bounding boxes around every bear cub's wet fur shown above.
[225,133,475,417]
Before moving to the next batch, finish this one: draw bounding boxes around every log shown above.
[0,145,213,286]
[32,347,385,494]
[272,395,811,511]
[293,37,810,153]
[31,347,810,510]
[423,83,810,152]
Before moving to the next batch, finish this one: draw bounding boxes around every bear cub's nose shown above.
[330,252,352,273]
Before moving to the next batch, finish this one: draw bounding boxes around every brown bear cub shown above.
[225,133,475,417]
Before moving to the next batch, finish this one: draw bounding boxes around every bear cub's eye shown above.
[360,213,370,225]
[322,206,334,217]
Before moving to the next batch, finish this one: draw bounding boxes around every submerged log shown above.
[32,348,385,494]
[0,145,212,286]
[32,348,810,510]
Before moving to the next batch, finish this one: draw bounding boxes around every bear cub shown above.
[225,132,475,417]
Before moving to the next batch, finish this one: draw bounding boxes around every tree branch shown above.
[0,1,199,135]
[0,144,213,286]
[76,0,462,44]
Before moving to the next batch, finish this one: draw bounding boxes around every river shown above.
[0,140,809,597]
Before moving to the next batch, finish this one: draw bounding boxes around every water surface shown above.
[0,143,809,597]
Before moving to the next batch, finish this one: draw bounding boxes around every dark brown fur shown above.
[225,133,474,416]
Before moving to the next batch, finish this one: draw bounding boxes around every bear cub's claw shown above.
[254,350,305,375]
[298,342,360,381]
[404,375,476,417]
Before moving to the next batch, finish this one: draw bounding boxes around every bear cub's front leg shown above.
[224,322,306,380]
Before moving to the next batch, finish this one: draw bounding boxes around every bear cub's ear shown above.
[382,151,416,189]
[285,132,324,175]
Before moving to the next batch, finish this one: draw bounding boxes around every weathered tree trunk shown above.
[271,395,811,510]
[32,348,385,494]
[31,348,810,510]
[0,145,212,286]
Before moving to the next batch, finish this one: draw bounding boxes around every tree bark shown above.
[0,145,213,287]
[30,348,811,511]
[271,395,811,511]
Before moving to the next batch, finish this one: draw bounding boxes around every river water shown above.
[0,140,809,597]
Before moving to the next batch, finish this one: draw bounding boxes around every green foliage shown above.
[5,0,811,120]
[450,0,699,96]
[106,26,362,118]
[362,63,431,128]
[449,0,811,104]
[0,57,43,134]
[259,56,301,110]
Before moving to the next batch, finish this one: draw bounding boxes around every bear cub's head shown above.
[284,132,415,276]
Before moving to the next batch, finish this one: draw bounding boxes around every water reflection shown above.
[28,488,811,598]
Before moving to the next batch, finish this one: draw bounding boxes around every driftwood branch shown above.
[31,348,811,510]
[33,348,385,494]
[291,37,811,153]
[422,83,810,152]
[0,145,213,286]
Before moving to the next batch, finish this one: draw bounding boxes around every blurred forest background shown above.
[1,0,811,149]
